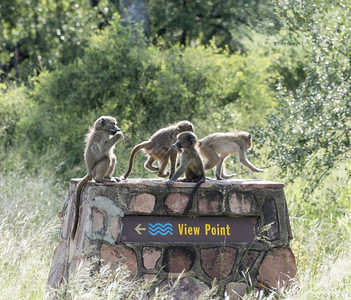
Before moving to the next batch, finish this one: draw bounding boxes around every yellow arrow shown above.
[135,224,146,235]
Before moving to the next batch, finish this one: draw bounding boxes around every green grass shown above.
[0,163,350,299]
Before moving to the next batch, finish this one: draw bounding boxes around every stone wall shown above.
[48,178,297,299]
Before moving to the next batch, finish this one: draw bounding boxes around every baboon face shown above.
[240,131,252,149]
[96,116,121,135]
[177,121,195,133]
[177,132,197,149]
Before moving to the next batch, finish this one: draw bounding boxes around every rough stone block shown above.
[47,241,68,289]
[100,245,138,277]
[225,282,249,300]
[229,192,257,214]
[142,247,162,270]
[201,247,237,279]
[160,277,210,300]
[60,193,75,240]
[257,246,297,289]
[165,193,190,213]
[163,247,195,273]
[130,193,156,213]
[238,250,260,274]
[198,191,221,213]
[262,198,279,241]
[144,273,157,282]
[92,208,104,233]
[75,200,90,252]
[110,216,122,242]
[69,255,93,275]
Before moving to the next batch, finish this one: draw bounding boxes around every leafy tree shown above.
[2,14,276,177]
[256,0,351,195]
[148,0,281,51]
[0,0,116,84]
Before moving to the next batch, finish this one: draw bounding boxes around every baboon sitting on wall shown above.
[166,131,205,212]
[71,116,124,238]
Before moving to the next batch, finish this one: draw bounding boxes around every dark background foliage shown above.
[0,0,350,201]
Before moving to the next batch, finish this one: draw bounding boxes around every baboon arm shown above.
[166,161,189,186]
[168,144,182,154]
[100,133,123,153]
[170,163,188,181]
[90,134,123,161]
[238,150,264,172]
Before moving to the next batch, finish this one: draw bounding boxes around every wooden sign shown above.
[120,216,259,243]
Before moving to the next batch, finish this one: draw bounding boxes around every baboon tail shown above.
[186,177,206,213]
[71,174,91,238]
[122,141,150,179]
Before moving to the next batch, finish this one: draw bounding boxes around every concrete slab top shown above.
[70,178,284,189]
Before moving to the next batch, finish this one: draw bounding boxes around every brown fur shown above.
[198,131,263,180]
[122,120,194,179]
[72,116,124,238]
[166,132,205,212]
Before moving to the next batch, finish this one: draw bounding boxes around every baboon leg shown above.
[108,155,121,182]
[94,157,116,182]
[144,157,159,172]
[217,157,237,180]
[169,151,178,178]
[203,151,221,171]
[107,154,116,177]
[157,159,170,178]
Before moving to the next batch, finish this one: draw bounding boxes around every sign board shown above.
[121,216,259,243]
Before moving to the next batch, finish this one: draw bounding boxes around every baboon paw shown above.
[222,173,237,179]
[165,180,175,187]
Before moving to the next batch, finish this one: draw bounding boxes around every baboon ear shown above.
[101,118,105,127]
[247,134,251,140]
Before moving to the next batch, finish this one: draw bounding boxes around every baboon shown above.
[71,116,124,238]
[198,131,263,180]
[122,120,194,179]
[166,132,205,212]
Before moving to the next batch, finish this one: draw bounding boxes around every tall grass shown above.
[0,172,62,300]
[0,161,350,299]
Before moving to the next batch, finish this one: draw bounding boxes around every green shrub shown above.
[5,14,277,178]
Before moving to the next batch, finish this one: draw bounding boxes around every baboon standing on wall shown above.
[198,131,263,180]
[166,132,205,212]
[122,120,194,179]
[71,116,124,238]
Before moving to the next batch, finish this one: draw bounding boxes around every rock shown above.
[163,247,195,273]
[201,247,237,279]
[100,245,138,277]
[257,247,297,289]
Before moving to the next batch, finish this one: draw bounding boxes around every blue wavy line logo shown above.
[148,223,173,236]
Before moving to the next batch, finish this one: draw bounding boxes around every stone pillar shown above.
[48,178,297,298]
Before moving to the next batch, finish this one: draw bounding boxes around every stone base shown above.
[48,178,296,298]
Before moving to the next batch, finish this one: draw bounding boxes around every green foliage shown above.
[255,0,351,195]
[0,86,32,147]
[0,0,116,83]
[148,0,281,51]
[2,15,275,178]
